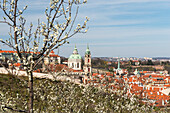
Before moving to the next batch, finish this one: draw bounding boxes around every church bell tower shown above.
[83,44,91,74]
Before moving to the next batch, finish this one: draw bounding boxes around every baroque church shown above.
[68,45,92,74]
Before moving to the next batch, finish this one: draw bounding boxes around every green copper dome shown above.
[69,54,82,59]
[69,45,82,59]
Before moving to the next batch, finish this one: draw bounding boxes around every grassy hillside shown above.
[0,74,165,113]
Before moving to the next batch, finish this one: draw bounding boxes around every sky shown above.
[0,0,170,58]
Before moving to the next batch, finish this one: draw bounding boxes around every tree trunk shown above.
[28,71,33,113]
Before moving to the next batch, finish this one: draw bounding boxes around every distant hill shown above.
[152,57,170,60]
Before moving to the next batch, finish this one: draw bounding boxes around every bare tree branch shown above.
[2,105,27,112]
[0,21,13,26]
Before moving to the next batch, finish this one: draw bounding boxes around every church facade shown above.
[68,45,92,74]
[68,45,82,70]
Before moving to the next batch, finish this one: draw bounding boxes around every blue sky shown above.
[0,0,170,57]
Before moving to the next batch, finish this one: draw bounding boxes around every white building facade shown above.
[68,46,82,70]
[44,51,61,65]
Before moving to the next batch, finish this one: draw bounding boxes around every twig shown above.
[0,21,13,26]
[2,105,27,112]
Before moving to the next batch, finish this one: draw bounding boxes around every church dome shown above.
[69,54,82,59]
[68,45,82,60]
[85,49,91,55]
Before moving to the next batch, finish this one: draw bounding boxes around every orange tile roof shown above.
[14,63,21,67]
[0,50,41,54]
[0,50,16,53]
[49,54,60,57]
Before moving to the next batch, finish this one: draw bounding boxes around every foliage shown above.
[92,58,107,68]
[147,60,154,65]
[0,74,154,113]
[164,65,170,74]
[136,67,155,71]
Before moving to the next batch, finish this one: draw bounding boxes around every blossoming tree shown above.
[0,0,88,112]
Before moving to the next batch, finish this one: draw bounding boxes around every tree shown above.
[0,0,89,112]
[0,73,153,112]
[147,60,154,65]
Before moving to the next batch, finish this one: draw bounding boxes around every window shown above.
[72,63,74,68]
[77,63,79,68]
[88,68,90,72]
[88,59,90,63]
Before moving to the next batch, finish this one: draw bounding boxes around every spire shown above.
[73,44,78,54]
[87,43,89,49]
[85,44,90,55]
[117,57,121,70]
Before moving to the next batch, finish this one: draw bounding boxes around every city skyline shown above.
[0,0,170,57]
